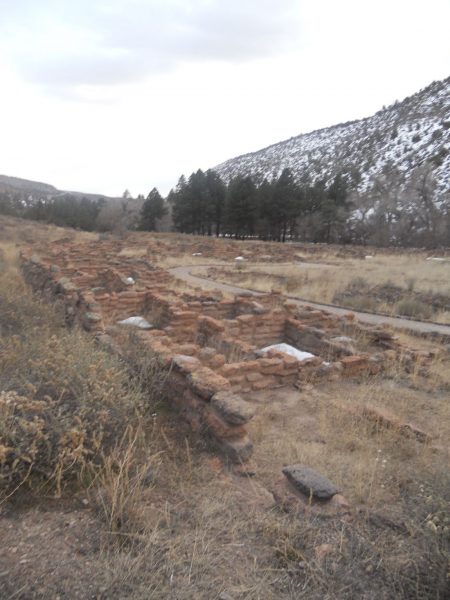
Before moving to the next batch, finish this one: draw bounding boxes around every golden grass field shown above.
[0,216,449,599]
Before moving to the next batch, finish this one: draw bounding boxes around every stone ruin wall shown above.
[20,242,437,464]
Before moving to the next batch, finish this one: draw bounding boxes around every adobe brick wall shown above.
[20,241,438,463]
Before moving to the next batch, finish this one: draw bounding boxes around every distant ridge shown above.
[0,174,118,202]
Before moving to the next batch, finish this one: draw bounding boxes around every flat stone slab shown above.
[282,465,339,499]
[211,391,255,425]
[271,478,350,515]
[188,367,230,400]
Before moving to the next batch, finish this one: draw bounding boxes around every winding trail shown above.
[168,264,450,339]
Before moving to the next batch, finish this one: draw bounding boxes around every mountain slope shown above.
[214,77,450,198]
[0,174,58,197]
[0,174,117,202]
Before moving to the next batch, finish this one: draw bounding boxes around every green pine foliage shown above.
[169,168,352,243]
[138,187,167,231]
[0,168,352,243]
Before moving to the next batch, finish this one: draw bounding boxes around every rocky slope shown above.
[214,77,450,199]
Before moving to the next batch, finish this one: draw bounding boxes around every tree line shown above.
[0,194,102,231]
[1,164,448,247]
[168,168,350,243]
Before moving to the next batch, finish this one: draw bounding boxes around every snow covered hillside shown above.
[214,77,450,200]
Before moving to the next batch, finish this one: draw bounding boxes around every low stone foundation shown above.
[20,241,438,463]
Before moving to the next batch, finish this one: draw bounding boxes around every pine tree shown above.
[138,188,167,231]
[273,168,299,242]
[205,170,226,236]
[319,174,349,243]
[225,175,258,238]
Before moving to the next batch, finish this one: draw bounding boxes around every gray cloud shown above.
[1,0,301,89]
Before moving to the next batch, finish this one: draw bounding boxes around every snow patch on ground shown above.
[260,343,315,362]
[117,316,153,329]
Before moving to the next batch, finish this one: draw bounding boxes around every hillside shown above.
[0,173,115,202]
[0,174,58,197]
[214,77,450,200]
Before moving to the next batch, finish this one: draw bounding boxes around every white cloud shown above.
[0,0,448,196]
[1,0,301,89]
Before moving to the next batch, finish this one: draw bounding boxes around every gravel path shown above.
[168,264,450,338]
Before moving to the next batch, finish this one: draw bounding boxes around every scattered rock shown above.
[271,478,350,515]
[282,465,339,499]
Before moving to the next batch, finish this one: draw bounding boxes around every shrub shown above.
[0,271,161,498]
[343,295,378,312]
[348,276,369,290]
[405,277,416,292]
[396,298,433,320]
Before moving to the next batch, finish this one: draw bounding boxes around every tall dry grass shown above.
[0,265,163,504]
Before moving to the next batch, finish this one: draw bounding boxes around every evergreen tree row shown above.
[2,166,448,247]
[0,193,102,231]
[167,168,350,243]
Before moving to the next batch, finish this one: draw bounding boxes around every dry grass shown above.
[0,269,163,500]
[243,374,450,598]
[215,254,450,297]
[202,254,450,323]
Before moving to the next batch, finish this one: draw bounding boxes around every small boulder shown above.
[282,465,339,499]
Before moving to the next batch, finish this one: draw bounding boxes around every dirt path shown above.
[168,264,450,338]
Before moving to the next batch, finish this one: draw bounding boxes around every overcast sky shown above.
[0,0,449,197]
